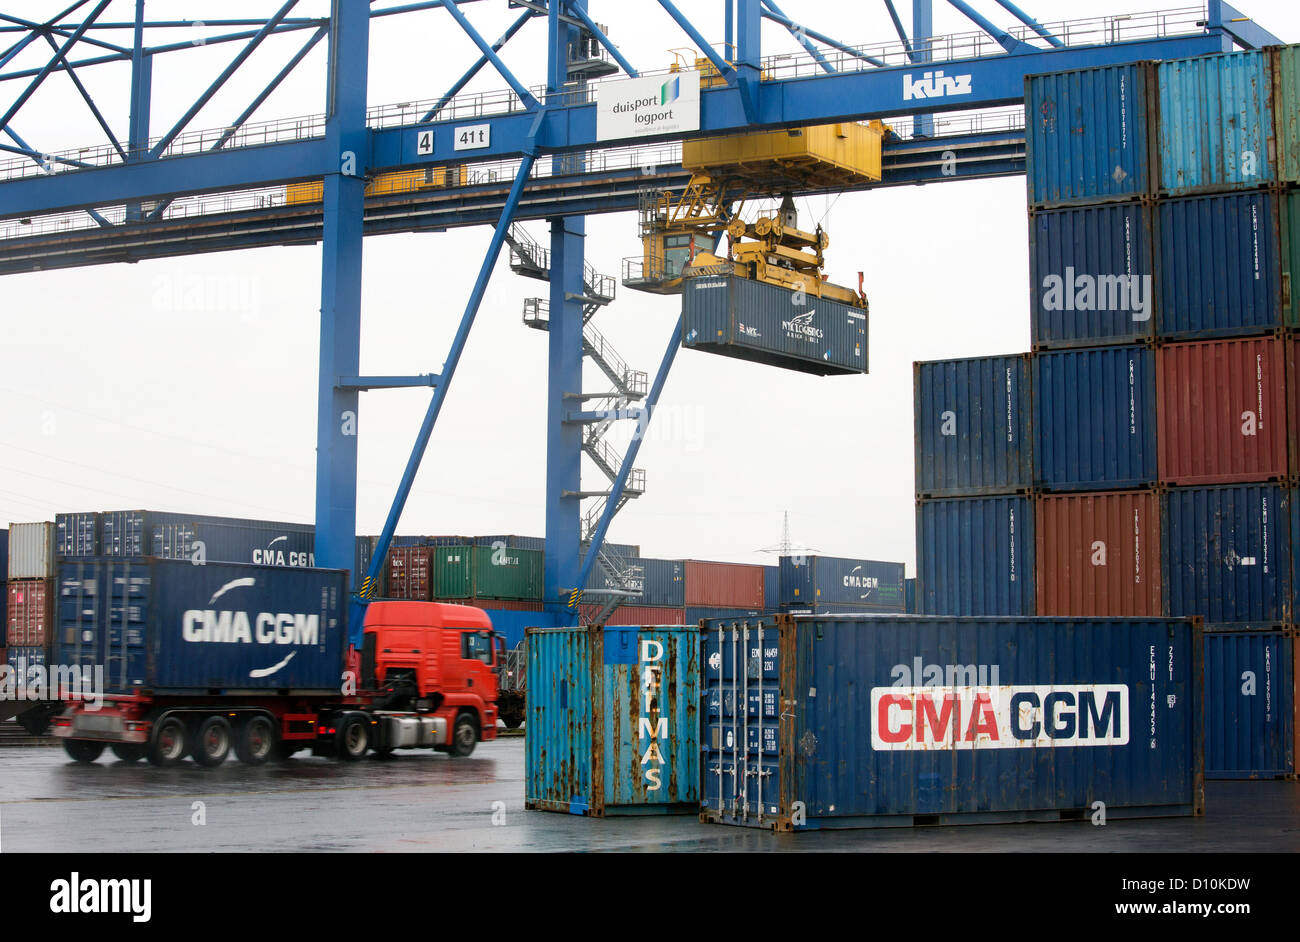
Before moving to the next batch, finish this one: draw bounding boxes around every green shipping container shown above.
[433,546,474,599]
[1275,46,1300,185]
[1284,190,1300,326]
[433,545,543,601]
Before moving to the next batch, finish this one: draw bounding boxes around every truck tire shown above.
[111,743,147,763]
[147,716,190,767]
[63,739,104,763]
[449,713,478,758]
[235,715,277,765]
[336,714,370,761]
[194,716,233,767]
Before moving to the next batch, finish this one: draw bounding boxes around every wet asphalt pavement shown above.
[1,738,1297,852]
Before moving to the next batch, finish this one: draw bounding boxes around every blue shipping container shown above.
[682,274,867,376]
[701,614,1203,829]
[1204,630,1295,779]
[481,607,560,650]
[916,495,1035,616]
[526,624,699,815]
[778,555,905,610]
[56,557,348,694]
[914,355,1033,497]
[1029,202,1155,348]
[585,557,685,608]
[1033,345,1158,491]
[764,565,779,610]
[6,645,46,686]
[1157,50,1276,195]
[1162,485,1291,628]
[55,513,98,557]
[905,577,916,614]
[1025,62,1154,206]
[686,606,763,623]
[1156,191,1283,338]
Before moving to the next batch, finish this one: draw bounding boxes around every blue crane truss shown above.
[0,1,1281,642]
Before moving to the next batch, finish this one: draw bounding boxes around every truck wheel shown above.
[449,713,478,758]
[63,739,104,763]
[336,714,370,761]
[147,716,189,767]
[111,743,147,763]
[194,716,233,767]
[235,715,277,765]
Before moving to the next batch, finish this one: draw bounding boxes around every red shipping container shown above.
[387,546,433,600]
[461,599,543,612]
[601,606,687,625]
[7,579,53,647]
[1036,491,1162,617]
[1158,336,1288,484]
[1288,338,1300,477]
[684,561,766,608]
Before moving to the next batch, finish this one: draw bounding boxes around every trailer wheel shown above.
[110,743,147,763]
[194,716,233,767]
[448,712,478,758]
[63,739,104,763]
[336,714,370,760]
[147,716,189,767]
[235,715,277,765]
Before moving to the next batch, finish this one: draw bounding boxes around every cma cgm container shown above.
[916,495,1035,616]
[6,579,53,646]
[1036,491,1161,617]
[526,625,699,816]
[1157,49,1276,195]
[1156,191,1285,338]
[56,512,98,557]
[99,511,315,567]
[681,274,867,376]
[1029,202,1155,349]
[56,557,348,694]
[1024,62,1154,207]
[1034,345,1158,491]
[7,522,54,579]
[684,560,765,609]
[1162,485,1290,628]
[914,355,1033,498]
[1204,630,1296,779]
[778,555,905,611]
[700,613,1203,830]
[1158,337,1288,485]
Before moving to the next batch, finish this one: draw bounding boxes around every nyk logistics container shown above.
[1033,345,1157,491]
[1029,202,1155,349]
[1162,485,1290,628]
[1156,49,1276,195]
[916,495,1035,616]
[7,522,54,579]
[525,624,699,816]
[700,613,1202,830]
[1024,62,1154,207]
[56,558,347,694]
[6,579,53,646]
[681,274,867,376]
[1203,630,1296,779]
[778,555,905,611]
[914,355,1033,498]
[684,560,765,609]
[1036,491,1161,617]
[1158,337,1287,485]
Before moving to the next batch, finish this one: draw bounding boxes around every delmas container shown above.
[916,495,1035,616]
[56,557,348,695]
[700,613,1203,830]
[1203,630,1296,779]
[914,355,1033,498]
[778,555,905,611]
[681,274,867,376]
[525,624,699,816]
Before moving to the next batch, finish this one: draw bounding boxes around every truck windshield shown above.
[462,632,493,664]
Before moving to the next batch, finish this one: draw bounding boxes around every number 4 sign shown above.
[416,130,433,155]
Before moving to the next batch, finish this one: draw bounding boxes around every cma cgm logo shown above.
[182,578,319,679]
[871,685,1129,750]
[251,534,313,568]
[903,70,973,101]
[782,309,823,340]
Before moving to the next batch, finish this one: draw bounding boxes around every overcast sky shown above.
[2,0,1296,573]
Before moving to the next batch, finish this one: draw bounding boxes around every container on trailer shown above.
[1029,202,1155,349]
[1156,191,1284,338]
[473,545,543,601]
[1024,62,1154,207]
[916,495,1035,616]
[684,560,766,609]
[1157,337,1287,485]
[764,566,779,610]
[55,513,98,558]
[387,546,434,600]
[585,557,685,608]
[56,557,348,695]
[7,522,54,579]
[778,555,905,611]
[6,645,48,688]
[1203,630,1296,779]
[914,354,1033,498]
[1036,491,1161,616]
[525,624,699,816]
[1162,484,1290,628]
[1033,345,1158,491]
[6,579,53,647]
[1277,45,1300,185]
[1156,49,1276,195]
[681,274,867,376]
[700,613,1203,830]
[604,606,688,626]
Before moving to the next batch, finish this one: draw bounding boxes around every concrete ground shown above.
[0,738,1296,852]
